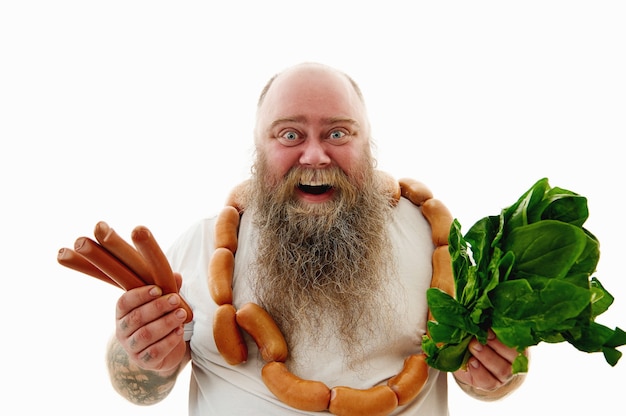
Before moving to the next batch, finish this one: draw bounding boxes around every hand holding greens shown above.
[422,178,626,374]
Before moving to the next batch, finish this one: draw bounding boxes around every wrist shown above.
[453,371,526,402]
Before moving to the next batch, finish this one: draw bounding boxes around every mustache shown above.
[284,166,350,187]
[276,166,362,206]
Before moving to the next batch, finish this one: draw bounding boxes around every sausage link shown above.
[214,206,240,254]
[329,385,398,416]
[236,302,288,362]
[261,361,331,412]
[387,354,429,406]
[73,237,145,290]
[57,247,121,288]
[208,247,235,305]
[131,226,177,293]
[431,245,455,298]
[94,221,153,284]
[131,226,194,322]
[213,304,248,365]
[421,198,453,247]
[399,178,433,206]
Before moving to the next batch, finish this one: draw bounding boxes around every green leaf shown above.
[494,279,590,329]
[504,221,588,280]
[426,288,481,334]
[512,353,529,374]
[564,232,600,287]
[537,188,589,227]
[423,333,473,372]
[502,178,550,231]
[465,215,500,274]
[605,327,626,348]
[590,277,614,318]
[492,318,535,349]
[426,321,467,344]
[496,250,515,282]
[564,322,626,357]
[449,219,471,300]
[602,347,622,366]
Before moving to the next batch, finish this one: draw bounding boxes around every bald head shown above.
[257,63,366,109]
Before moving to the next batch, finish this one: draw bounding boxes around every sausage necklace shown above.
[209,172,454,416]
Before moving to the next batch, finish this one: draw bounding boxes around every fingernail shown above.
[470,358,480,369]
[175,308,187,319]
[472,342,483,352]
[168,294,180,305]
[149,286,161,297]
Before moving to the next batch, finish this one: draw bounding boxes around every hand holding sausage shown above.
[114,278,189,373]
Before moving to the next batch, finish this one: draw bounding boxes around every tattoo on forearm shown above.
[107,341,178,405]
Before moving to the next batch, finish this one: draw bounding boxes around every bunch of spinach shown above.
[422,178,626,374]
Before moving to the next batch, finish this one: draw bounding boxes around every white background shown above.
[2,1,624,414]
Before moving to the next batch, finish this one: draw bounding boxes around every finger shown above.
[133,327,187,371]
[117,291,185,337]
[485,330,520,364]
[124,306,187,358]
[115,285,162,320]
[453,354,504,392]
[453,365,472,387]
[468,338,513,386]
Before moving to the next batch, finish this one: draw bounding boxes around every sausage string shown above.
[209,171,454,416]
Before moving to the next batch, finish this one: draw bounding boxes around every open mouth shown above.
[298,183,333,195]
[295,169,337,198]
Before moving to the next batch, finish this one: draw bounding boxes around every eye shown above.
[327,129,351,145]
[329,130,346,140]
[276,130,304,147]
[281,130,299,141]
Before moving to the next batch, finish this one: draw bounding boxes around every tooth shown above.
[299,171,330,187]
[300,180,325,186]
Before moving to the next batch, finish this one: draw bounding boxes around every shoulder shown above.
[391,197,431,236]
[389,197,435,271]
[166,216,218,268]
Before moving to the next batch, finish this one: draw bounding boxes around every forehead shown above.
[257,66,366,126]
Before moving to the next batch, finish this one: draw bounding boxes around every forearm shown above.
[106,336,186,405]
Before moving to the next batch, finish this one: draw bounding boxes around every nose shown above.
[299,138,331,168]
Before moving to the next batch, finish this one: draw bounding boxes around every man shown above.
[106,62,526,414]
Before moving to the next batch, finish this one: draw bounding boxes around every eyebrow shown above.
[269,116,360,129]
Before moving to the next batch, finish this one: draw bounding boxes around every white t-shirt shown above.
[168,197,449,415]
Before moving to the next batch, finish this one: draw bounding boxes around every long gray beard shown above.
[248,159,395,365]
